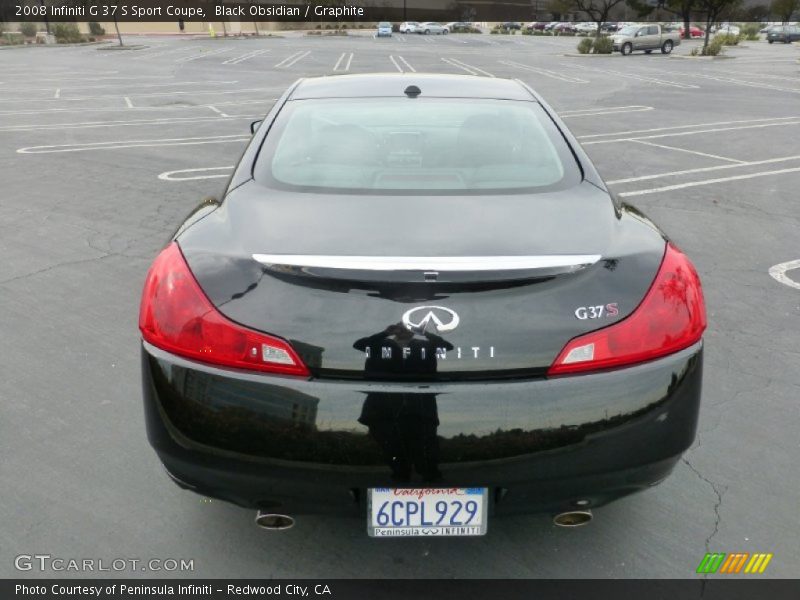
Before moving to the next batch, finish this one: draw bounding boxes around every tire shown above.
[661,39,674,54]
[424,29,430,35]
[621,42,633,55]
[443,29,448,35]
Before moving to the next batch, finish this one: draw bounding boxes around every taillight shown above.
[548,243,706,376]
[139,242,310,377]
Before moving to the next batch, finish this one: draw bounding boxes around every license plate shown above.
[367,487,488,537]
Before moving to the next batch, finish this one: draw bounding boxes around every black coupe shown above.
[139,74,706,535]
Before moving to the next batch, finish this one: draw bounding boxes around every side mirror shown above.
[250,119,263,134]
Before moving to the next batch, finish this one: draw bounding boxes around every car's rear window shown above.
[253,98,579,195]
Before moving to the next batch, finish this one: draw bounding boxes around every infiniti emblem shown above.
[402,306,460,333]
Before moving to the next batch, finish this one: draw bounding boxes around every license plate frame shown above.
[367,487,488,537]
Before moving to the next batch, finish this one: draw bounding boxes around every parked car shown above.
[525,21,544,31]
[399,21,420,33]
[544,21,560,31]
[139,73,707,533]
[679,25,705,38]
[576,22,599,34]
[501,21,523,30]
[601,22,621,32]
[553,22,577,34]
[419,22,449,35]
[446,22,471,31]
[376,22,392,37]
[612,24,681,54]
[715,24,740,36]
[767,25,800,43]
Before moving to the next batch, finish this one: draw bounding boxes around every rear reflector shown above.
[548,243,706,376]
[138,242,310,377]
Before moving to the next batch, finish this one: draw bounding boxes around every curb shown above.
[96,44,150,51]
[669,54,736,59]
[562,53,618,57]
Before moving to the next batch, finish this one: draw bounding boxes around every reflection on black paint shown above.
[354,323,453,482]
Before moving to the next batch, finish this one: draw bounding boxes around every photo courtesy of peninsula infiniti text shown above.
[138,74,707,536]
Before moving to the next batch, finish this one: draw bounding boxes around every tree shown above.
[666,0,696,39]
[572,0,629,39]
[113,13,123,46]
[548,0,574,20]
[770,0,800,21]
[695,0,741,47]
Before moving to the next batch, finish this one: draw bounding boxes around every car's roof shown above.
[289,74,535,101]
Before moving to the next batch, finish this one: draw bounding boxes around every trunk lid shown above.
[178,181,665,379]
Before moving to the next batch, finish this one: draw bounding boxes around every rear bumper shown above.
[142,342,703,516]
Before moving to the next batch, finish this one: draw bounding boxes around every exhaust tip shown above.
[553,510,593,527]
[255,512,295,530]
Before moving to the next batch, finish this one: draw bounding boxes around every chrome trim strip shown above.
[252,254,601,271]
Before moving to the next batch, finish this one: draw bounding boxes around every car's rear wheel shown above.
[661,40,674,54]
[621,42,633,55]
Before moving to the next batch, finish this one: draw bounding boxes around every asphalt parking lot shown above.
[1,30,799,579]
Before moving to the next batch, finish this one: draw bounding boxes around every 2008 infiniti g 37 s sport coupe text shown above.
[139,74,706,536]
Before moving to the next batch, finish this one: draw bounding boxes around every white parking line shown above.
[397,56,415,72]
[389,55,403,72]
[0,114,254,132]
[631,139,745,164]
[132,45,201,61]
[222,49,270,65]
[27,75,174,83]
[441,57,478,75]
[637,67,800,95]
[578,116,800,140]
[618,166,800,197]
[560,105,653,118]
[175,47,230,63]
[124,97,133,108]
[445,57,495,77]
[441,58,495,77]
[567,64,699,89]
[54,88,60,99]
[606,154,800,185]
[158,166,235,181]
[17,134,250,154]
[333,52,346,71]
[0,98,276,117]
[275,51,310,68]
[499,60,588,83]
[3,80,238,93]
[206,105,231,118]
[333,52,354,72]
[0,86,283,104]
[583,119,800,145]
[769,260,800,290]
